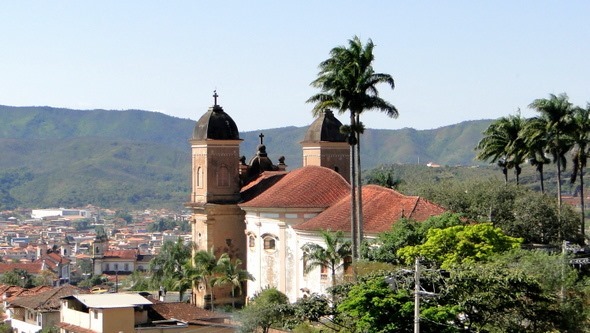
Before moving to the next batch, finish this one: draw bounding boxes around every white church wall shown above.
[244,209,328,303]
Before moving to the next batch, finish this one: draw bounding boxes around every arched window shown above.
[196,166,203,188]
[264,237,275,250]
[248,234,256,248]
[217,165,230,187]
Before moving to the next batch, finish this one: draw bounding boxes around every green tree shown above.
[307,36,397,260]
[149,238,191,296]
[364,213,464,264]
[77,274,108,288]
[527,93,575,211]
[569,104,590,236]
[301,230,352,287]
[476,113,527,184]
[124,270,151,291]
[337,276,414,333]
[290,293,332,328]
[114,210,133,224]
[441,250,588,332]
[397,223,522,269]
[237,287,291,333]
[1,268,33,287]
[213,253,254,308]
[171,262,195,302]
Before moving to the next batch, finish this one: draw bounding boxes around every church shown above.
[186,92,446,306]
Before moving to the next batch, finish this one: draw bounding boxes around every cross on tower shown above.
[259,133,264,145]
[213,90,218,106]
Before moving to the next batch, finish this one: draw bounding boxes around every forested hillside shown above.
[0,105,494,209]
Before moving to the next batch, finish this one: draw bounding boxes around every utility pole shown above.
[414,257,420,333]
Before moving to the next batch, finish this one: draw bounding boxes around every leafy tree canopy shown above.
[397,223,522,269]
[238,287,291,333]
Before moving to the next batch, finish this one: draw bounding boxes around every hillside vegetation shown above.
[0,105,497,209]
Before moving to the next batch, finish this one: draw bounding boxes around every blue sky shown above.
[1,1,589,131]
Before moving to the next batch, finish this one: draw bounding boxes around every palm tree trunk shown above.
[355,114,363,258]
[557,157,563,240]
[349,113,358,261]
[231,288,235,308]
[580,168,585,237]
[538,164,545,194]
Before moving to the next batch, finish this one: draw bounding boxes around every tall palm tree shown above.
[301,230,352,288]
[569,105,590,237]
[213,253,254,308]
[476,113,527,184]
[523,117,551,193]
[307,36,397,260]
[528,93,575,211]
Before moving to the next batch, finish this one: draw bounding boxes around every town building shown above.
[6,284,83,333]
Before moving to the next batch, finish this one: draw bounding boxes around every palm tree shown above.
[569,105,590,237]
[528,93,575,211]
[307,36,397,260]
[172,262,196,302]
[476,113,527,184]
[213,253,254,308]
[150,238,191,291]
[523,117,551,193]
[301,230,352,288]
[192,248,219,310]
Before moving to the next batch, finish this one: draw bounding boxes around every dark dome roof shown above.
[303,110,347,143]
[245,144,278,182]
[193,104,240,140]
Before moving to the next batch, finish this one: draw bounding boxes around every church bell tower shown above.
[186,92,246,307]
[301,109,350,182]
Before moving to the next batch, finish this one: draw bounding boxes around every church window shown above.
[217,165,230,187]
[248,235,256,248]
[196,167,203,188]
[124,263,129,271]
[105,263,110,271]
[114,263,119,271]
[263,237,276,250]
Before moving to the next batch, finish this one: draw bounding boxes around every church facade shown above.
[186,93,446,305]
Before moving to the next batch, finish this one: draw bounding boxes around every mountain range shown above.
[0,105,493,210]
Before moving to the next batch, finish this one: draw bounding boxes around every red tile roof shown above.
[103,249,138,259]
[0,262,43,274]
[56,322,97,333]
[240,171,287,203]
[9,285,85,311]
[148,302,230,323]
[240,166,349,209]
[5,285,53,303]
[294,185,447,234]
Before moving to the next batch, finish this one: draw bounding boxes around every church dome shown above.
[192,92,240,140]
[302,109,347,143]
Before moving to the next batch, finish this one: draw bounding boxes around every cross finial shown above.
[259,133,264,145]
[213,90,219,106]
